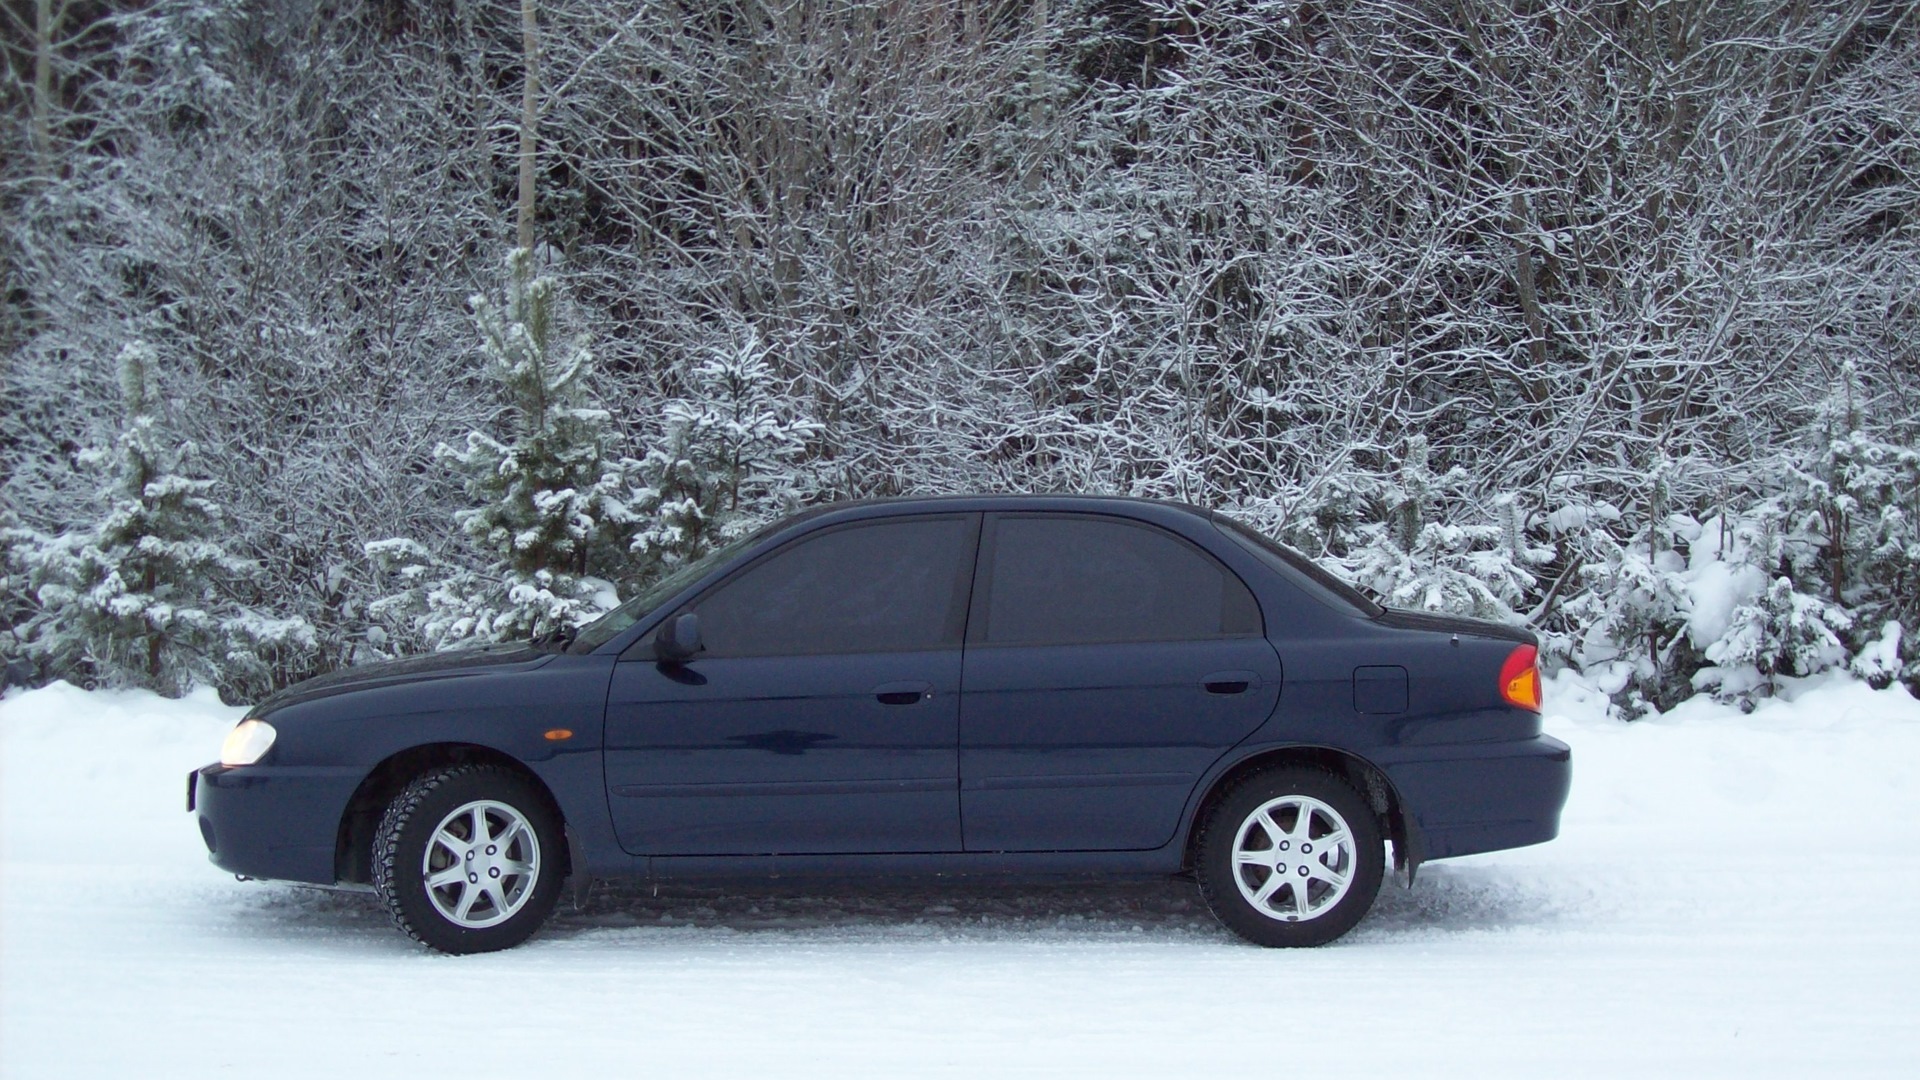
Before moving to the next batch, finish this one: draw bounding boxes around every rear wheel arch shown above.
[334,743,568,886]
[1186,745,1413,875]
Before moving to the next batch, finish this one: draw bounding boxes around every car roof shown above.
[787,493,1215,525]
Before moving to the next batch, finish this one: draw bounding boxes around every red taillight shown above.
[1499,644,1541,712]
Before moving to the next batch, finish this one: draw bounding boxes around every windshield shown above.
[1211,513,1384,618]
[567,525,779,653]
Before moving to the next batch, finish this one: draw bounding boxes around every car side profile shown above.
[191,495,1571,953]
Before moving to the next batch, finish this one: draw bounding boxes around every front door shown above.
[959,513,1283,852]
[604,514,979,855]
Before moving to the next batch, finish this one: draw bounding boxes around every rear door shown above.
[959,513,1282,851]
[604,514,979,855]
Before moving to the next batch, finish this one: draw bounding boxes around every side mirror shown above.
[654,611,703,662]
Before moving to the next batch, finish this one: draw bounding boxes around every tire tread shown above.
[1193,765,1384,948]
[371,763,557,953]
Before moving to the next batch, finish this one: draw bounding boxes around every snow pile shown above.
[0,681,240,868]
[5,676,1920,1077]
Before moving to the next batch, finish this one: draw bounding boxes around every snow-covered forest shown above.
[3,0,1916,710]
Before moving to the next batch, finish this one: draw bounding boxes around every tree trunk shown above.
[32,0,56,173]
[517,0,541,252]
[1507,191,1550,394]
[1023,0,1049,190]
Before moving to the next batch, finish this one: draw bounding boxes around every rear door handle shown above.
[1202,670,1258,695]
[872,680,932,705]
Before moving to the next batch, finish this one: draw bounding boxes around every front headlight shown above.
[219,719,277,766]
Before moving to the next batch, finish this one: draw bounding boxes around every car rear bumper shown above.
[191,763,364,885]
[1382,734,1572,862]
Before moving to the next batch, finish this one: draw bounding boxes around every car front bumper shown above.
[190,763,364,885]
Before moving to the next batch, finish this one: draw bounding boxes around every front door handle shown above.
[1202,670,1258,695]
[872,680,932,705]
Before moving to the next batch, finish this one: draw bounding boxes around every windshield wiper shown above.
[530,623,578,653]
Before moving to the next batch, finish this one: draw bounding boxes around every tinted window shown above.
[571,523,778,652]
[691,516,976,657]
[1211,514,1383,617]
[980,515,1260,645]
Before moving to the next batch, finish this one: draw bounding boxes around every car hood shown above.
[1372,607,1536,645]
[251,643,551,715]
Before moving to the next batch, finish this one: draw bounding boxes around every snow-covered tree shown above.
[625,332,821,576]
[1706,574,1855,704]
[372,250,631,646]
[1542,459,1700,714]
[1786,365,1920,671]
[1333,439,1548,622]
[1679,504,1854,704]
[0,343,254,693]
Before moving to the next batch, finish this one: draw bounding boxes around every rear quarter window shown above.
[1211,514,1383,618]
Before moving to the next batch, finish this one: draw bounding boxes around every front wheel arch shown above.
[334,743,568,886]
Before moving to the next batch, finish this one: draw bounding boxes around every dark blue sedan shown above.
[192,496,1570,953]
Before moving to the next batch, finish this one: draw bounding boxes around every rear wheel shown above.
[372,764,563,954]
[1195,768,1384,947]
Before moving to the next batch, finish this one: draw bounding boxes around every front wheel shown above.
[1195,768,1384,947]
[372,764,564,954]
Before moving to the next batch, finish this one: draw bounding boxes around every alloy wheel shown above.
[421,799,542,929]
[1230,794,1357,922]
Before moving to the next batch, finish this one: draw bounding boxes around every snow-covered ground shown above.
[4,675,1918,1078]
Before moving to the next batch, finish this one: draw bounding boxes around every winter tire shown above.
[1195,768,1384,947]
[372,764,563,954]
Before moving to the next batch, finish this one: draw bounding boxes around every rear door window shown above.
[977,515,1260,645]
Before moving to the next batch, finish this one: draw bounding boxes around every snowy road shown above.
[5,677,1918,1078]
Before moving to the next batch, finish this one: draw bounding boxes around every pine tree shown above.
[1342,438,1544,622]
[0,343,253,693]
[625,332,820,576]
[1707,574,1854,702]
[1781,363,1920,689]
[1793,367,1920,622]
[369,251,630,647]
[1682,504,1851,703]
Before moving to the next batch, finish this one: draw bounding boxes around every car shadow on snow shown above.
[223,863,1579,950]
[546,878,1227,943]
[1356,863,1586,939]
[217,881,399,948]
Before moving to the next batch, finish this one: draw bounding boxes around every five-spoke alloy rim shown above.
[1231,794,1357,922]
[422,799,541,929]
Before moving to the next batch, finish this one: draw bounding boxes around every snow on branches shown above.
[1,343,302,696]
[369,250,630,647]
[625,331,821,574]
[3,1,1916,707]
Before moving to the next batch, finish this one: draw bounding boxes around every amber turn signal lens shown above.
[1498,644,1542,712]
[543,729,574,741]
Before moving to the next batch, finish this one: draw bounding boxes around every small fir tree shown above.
[625,332,820,576]
[1556,459,1699,716]
[1786,363,1920,681]
[370,250,632,646]
[1342,438,1546,622]
[1687,506,1853,703]
[0,343,253,693]
[1706,574,1854,701]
